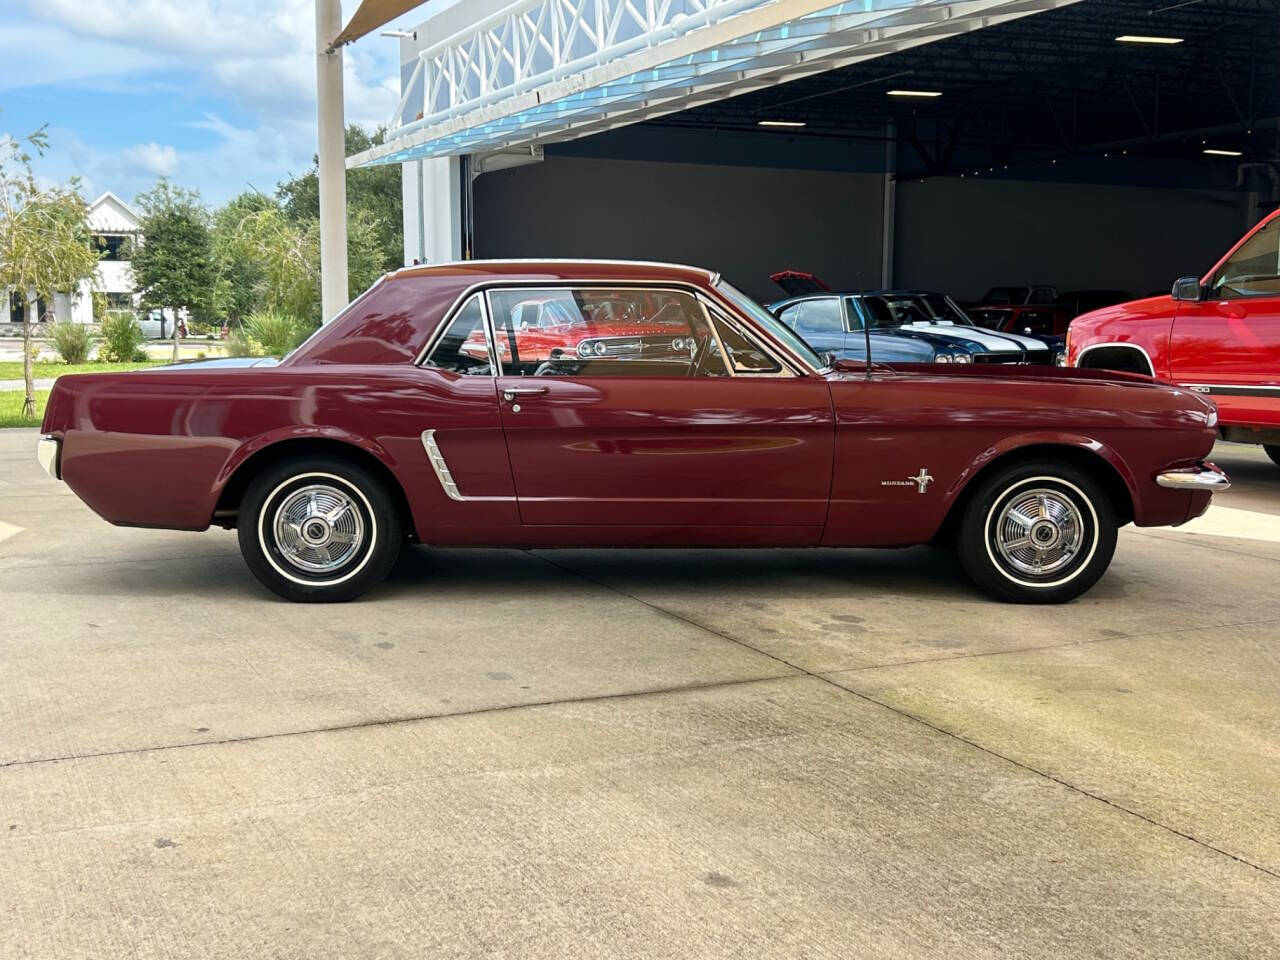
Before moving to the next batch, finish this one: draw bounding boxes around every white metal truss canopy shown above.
[348,0,1081,168]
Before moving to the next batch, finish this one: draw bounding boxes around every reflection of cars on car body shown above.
[38,259,1227,605]
[1069,210,1280,466]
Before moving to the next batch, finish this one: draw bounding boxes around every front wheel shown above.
[955,461,1117,604]
[1264,444,1280,468]
[237,456,402,602]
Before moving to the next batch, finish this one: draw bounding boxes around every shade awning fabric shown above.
[332,0,425,47]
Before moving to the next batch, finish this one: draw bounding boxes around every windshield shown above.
[983,286,1028,304]
[918,293,974,325]
[851,294,974,329]
[715,279,825,369]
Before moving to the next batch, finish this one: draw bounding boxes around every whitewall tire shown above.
[237,456,401,602]
[956,461,1117,604]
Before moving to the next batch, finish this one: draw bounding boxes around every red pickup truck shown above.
[1069,209,1280,465]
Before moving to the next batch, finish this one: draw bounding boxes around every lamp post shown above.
[315,0,349,323]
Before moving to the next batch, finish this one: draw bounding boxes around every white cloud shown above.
[20,0,405,127]
[9,0,415,204]
[122,142,179,178]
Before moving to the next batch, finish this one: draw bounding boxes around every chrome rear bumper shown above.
[1156,462,1230,492]
[37,436,60,480]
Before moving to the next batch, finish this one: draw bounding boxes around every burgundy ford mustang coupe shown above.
[38,260,1229,603]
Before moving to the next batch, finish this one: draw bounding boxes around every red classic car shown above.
[38,260,1228,604]
[1068,210,1280,464]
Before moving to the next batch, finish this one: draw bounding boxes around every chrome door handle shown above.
[503,386,548,402]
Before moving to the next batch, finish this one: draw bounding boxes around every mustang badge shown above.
[881,468,935,494]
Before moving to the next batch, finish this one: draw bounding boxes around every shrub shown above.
[99,312,145,363]
[224,326,259,358]
[245,310,307,357]
[50,321,93,364]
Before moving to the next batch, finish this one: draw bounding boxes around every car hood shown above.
[1072,294,1175,330]
[769,270,830,297]
[895,322,1048,351]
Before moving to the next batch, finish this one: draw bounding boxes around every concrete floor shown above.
[1,428,1277,959]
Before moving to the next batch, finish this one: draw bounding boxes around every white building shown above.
[67,191,142,325]
[4,191,140,330]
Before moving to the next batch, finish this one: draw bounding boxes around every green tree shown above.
[224,202,386,328]
[129,180,216,361]
[211,190,274,325]
[0,123,99,418]
[278,124,402,274]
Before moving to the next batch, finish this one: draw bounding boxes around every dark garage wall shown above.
[895,178,1248,301]
[474,156,885,303]
[475,154,1251,304]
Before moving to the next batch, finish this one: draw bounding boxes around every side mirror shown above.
[1172,277,1203,302]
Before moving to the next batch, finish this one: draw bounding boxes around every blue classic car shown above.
[765,294,954,364]
[768,272,1059,365]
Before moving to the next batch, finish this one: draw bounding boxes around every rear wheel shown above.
[1264,444,1280,468]
[237,456,401,602]
[955,461,1117,603]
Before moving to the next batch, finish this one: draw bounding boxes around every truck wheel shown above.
[237,456,401,602]
[1264,444,1280,468]
[955,461,1117,604]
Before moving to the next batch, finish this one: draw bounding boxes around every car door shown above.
[1169,216,1280,423]
[488,284,835,531]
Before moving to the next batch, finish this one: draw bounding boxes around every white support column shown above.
[880,119,897,289]
[401,157,464,265]
[316,0,348,323]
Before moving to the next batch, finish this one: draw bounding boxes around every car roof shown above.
[391,259,718,286]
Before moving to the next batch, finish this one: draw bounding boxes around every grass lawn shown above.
[0,389,50,429]
[0,360,163,381]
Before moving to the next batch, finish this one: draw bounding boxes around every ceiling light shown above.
[1203,148,1243,157]
[758,120,806,128]
[1115,34,1183,44]
[887,89,942,98]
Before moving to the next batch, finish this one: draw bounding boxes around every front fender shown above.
[949,431,1140,510]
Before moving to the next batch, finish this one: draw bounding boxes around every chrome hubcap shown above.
[272,484,365,573]
[994,487,1085,578]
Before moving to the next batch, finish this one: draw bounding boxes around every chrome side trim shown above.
[1156,464,1231,491]
[420,430,516,503]
[1181,383,1280,397]
[37,436,60,480]
[421,429,465,501]
[1073,342,1156,377]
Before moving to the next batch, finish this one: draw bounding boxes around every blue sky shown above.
[1,0,425,208]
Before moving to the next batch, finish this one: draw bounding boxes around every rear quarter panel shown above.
[42,366,517,539]
[823,366,1218,546]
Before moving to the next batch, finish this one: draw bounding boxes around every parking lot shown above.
[2,427,1278,958]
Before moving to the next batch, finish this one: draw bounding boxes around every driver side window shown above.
[1212,220,1280,299]
[485,286,729,378]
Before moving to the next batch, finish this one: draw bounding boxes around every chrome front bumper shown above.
[1156,462,1230,492]
[37,436,60,480]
